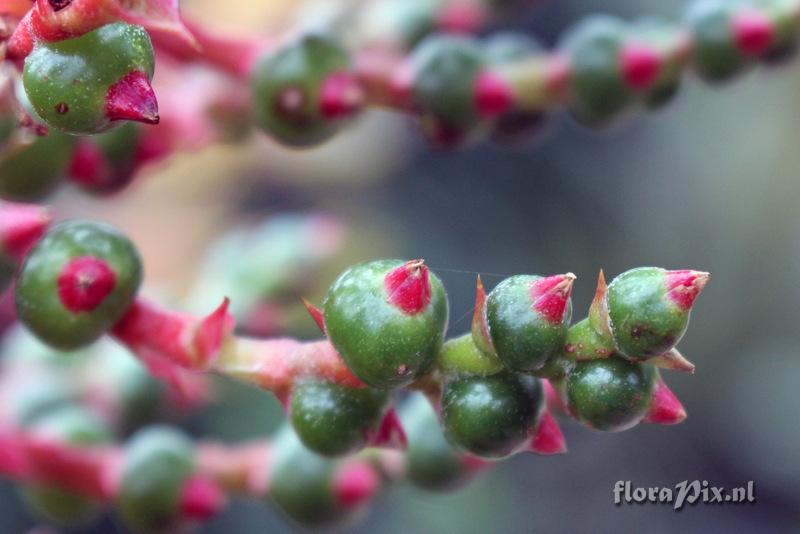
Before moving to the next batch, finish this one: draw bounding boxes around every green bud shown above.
[0,132,73,200]
[483,32,548,145]
[23,22,157,135]
[16,220,143,350]
[268,427,361,527]
[251,33,357,147]
[566,355,657,432]
[21,406,111,528]
[607,267,708,360]
[117,426,194,533]
[410,34,486,146]
[402,394,480,491]
[560,15,633,125]
[323,259,448,389]
[438,333,503,377]
[442,372,542,459]
[483,274,574,372]
[685,0,745,82]
[290,380,389,456]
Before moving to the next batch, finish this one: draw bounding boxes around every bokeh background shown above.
[2,0,800,532]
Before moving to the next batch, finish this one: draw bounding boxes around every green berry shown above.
[268,427,359,527]
[250,33,356,147]
[607,267,708,360]
[323,259,448,389]
[442,373,542,459]
[483,274,573,372]
[16,220,142,350]
[438,333,503,377]
[566,355,657,431]
[563,317,614,362]
[561,15,633,125]
[410,34,486,146]
[484,32,548,145]
[23,22,156,135]
[402,394,479,491]
[117,426,194,533]
[290,380,389,456]
[685,0,745,82]
[0,131,73,200]
[21,405,111,528]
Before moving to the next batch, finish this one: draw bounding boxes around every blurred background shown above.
[2,0,800,532]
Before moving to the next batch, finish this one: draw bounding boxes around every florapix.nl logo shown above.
[613,480,755,511]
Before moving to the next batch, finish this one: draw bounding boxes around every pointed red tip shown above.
[474,71,514,117]
[643,378,687,425]
[367,408,407,450]
[195,298,234,366]
[620,43,662,91]
[106,71,159,125]
[301,298,326,334]
[470,275,493,347]
[179,476,226,521]
[733,9,774,57]
[384,259,432,315]
[319,72,364,120]
[333,461,380,507]
[529,411,567,455]
[531,273,575,324]
[0,202,51,259]
[57,256,117,313]
[665,270,709,311]
[543,379,566,414]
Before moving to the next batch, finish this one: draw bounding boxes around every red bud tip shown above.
[319,72,364,120]
[384,259,431,315]
[471,275,494,349]
[665,270,709,311]
[643,378,687,425]
[179,476,226,520]
[67,140,109,187]
[0,202,51,259]
[106,71,159,125]
[529,411,567,455]
[57,256,117,313]
[543,379,567,414]
[530,273,575,324]
[194,298,234,367]
[620,43,663,91]
[301,298,326,334]
[367,408,407,450]
[6,13,35,61]
[436,1,485,33]
[333,461,380,507]
[732,9,774,57]
[0,431,28,478]
[474,71,514,117]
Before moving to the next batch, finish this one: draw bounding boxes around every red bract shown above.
[384,259,432,315]
[665,269,710,311]
[56,256,117,313]
[531,273,575,324]
[0,202,51,259]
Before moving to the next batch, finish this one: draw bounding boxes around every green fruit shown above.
[438,333,503,377]
[0,132,73,200]
[323,259,448,389]
[251,33,352,147]
[117,426,194,533]
[566,356,656,431]
[23,22,156,135]
[290,380,389,456]
[402,394,478,491]
[607,267,689,360]
[484,275,572,372]
[410,34,486,146]
[630,18,686,108]
[21,405,111,528]
[484,32,548,145]
[442,373,542,459]
[561,15,632,125]
[16,220,142,350]
[268,427,358,527]
[685,0,745,82]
